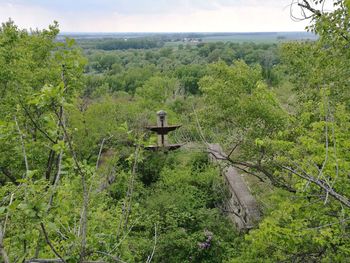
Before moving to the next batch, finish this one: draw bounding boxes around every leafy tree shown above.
[229,2,350,261]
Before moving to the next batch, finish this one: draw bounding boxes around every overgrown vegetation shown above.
[1,0,350,262]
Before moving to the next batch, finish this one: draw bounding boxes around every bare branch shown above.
[14,116,29,178]
[19,102,56,144]
[79,172,89,263]
[0,167,19,185]
[227,140,242,159]
[40,223,67,263]
[298,0,322,17]
[96,136,113,170]
[3,193,13,237]
[48,149,64,207]
[116,146,140,241]
[281,165,350,208]
[96,138,106,170]
[0,193,13,263]
[207,145,295,193]
[0,233,10,263]
[123,146,140,230]
[146,224,157,263]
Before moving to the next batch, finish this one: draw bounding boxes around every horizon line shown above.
[59,30,312,34]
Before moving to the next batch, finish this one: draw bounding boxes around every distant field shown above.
[61,32,317,50]
[199,32,317,43]
[58,32,317,42]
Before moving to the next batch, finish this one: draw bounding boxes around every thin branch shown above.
[55,111,84,177]
[207,145,295,193]
[79,171,89,263]
[3,193,13,236]
[298,0,322,17]
[0,167,18,185]
[234,165,265,183]
[281,165,350,208]
[329,113,339,188]
[14,116,29,178]
[48,149,64,207]
[19,102,56,144]
[146,224,157,263]
[96,138,106,170]
[112,217,142,253]
[48,110,67,208]
[54,115,89,259]
[305,217,350,231]
[0,193,13,263]
[227,140,242,159]
[45,150,56,182]
[123,146,140,231]
[0,231,10,263]
[40,223,67,263]
[317,93,329,181]
[96,135,114,170]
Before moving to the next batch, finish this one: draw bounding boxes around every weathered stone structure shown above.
[208,143,261,231]
[145,110,183,151]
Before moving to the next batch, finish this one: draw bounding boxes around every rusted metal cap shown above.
[157,110,167,117]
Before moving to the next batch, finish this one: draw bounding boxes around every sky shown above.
[0,0,314,32]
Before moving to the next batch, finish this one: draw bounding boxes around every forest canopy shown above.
[1,0,350,262]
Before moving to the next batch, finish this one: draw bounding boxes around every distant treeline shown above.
[92,38,164,50]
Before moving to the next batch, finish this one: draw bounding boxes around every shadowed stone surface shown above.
[208,143,260,231]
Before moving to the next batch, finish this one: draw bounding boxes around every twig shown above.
[146,224,157,263]
[227,140,242,159]
[281,165,350,208]
[305,217,350,231]
[207,145,295,193]
[123,146,140,231]
[40,223,67,263]
[329,112,339,189]
[0,167,18,185]
[298,0,322,17]
[54,109,89,262]
[3,193,13,236]
[19,101,56,144]
[112,216,144,253]
[79,172,89,263]
[45,150,57,181]
[56,111,84,176]
[96,138,107,170]
[0,193,13,263]
[48,149,64,207]
[14,116,29,178]
[0,225,9,263]
[92,135,114,193]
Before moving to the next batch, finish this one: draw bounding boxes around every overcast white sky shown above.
[0,0,313,32]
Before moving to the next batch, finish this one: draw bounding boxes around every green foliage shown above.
[230,2,350,262]
[3,3,350,261]
[131,151,238,262]
[199,60,287,161]
[94,38,163,50]
[135,76,181,106]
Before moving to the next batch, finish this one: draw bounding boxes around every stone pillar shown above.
[157,110,168,147]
